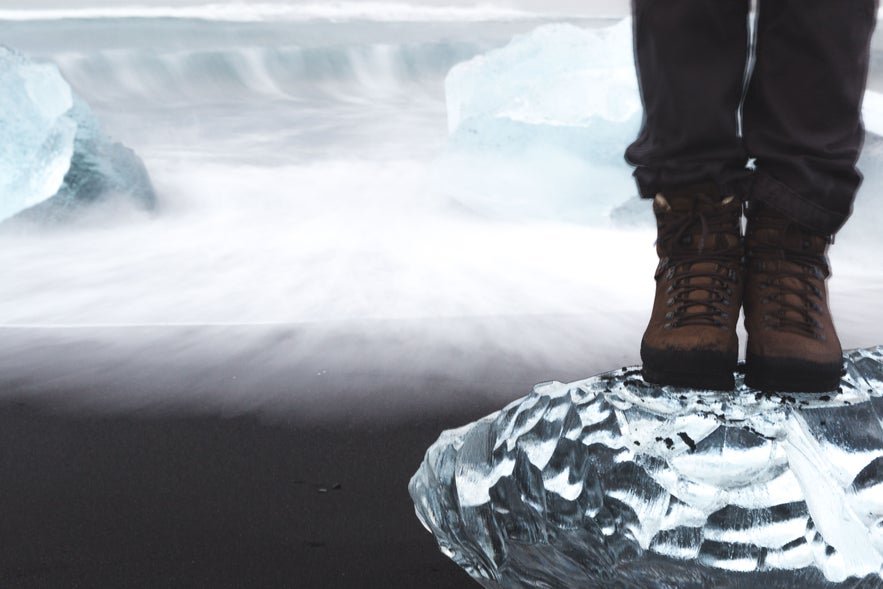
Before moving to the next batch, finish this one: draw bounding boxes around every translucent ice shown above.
[436,18,883,226]
[0,47,155,225]
[0,47,76,221]
[410,347,883,588]
[435,19,641,223]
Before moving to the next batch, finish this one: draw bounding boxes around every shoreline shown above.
[0,319,628,587]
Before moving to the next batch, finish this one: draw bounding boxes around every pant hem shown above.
[748,171,848,235]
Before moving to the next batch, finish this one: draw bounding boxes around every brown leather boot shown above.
[641,182,743,391]
[743,202,844,392]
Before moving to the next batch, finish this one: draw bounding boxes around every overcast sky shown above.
[2,0,631,17]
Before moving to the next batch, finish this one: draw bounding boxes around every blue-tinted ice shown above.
[410,347,883,588]
[438,18,883,228]
[0,47,154,225]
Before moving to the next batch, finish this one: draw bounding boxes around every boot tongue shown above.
[657,184,739,252]
[662,181,723,212]
[654,184,740,321]
[746,202,831,330]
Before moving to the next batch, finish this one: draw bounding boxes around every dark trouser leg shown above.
[743,0,878,235]
[625,0,753,200]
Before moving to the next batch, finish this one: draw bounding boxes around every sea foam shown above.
[0,2,581,23]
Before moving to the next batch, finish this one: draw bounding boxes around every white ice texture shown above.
[0,47,76,222]
[410,347,883,588]
[0,47,154,225]
[445,19,640,136]
[440,18,883,225]
[438,19,641,224]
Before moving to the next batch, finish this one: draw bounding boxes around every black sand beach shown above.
[0,317,636,588]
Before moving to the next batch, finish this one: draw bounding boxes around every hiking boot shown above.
[743,202,844,392]
[641,182,743,391]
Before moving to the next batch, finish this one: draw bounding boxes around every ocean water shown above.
[1,5,881,366]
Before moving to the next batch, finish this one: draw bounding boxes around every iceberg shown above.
[410,346,883,588]
[434,19,641,224]
[445,19,640,143]
[437,18,883,227]
[0,47,155,225]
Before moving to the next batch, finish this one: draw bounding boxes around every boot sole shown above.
[641,365,735,391]
[641,344,737,391]
[745,354,844,393]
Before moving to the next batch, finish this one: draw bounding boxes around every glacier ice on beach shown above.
[435,19,642,224]
[410,346,883,588]
[0,47,76,221]
[445,19,639,143]
[0,47,155,225]
[437,17,883,227]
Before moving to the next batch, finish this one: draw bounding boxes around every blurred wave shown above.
[0,2,574,23]
[53,42,482,107]
[0,14,880,361]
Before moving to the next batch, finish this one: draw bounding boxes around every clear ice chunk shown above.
[445,19,641,138]
[436,17,883,226]
[0,47,155,225]
[434,19,641,224]
[409,347,883,588]
[0,47,76,221]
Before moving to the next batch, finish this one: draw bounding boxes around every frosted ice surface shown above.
[445,19,639,137]
[410,347,883,588]
[0,47,76,221]
[437,18,883,225]
[0,47,155,225]
[436,19,641,223]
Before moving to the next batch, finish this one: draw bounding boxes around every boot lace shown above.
[657,199,741,329]
[748,222,831,339]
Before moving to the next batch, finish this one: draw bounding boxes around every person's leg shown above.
[626,0,753,200]
[742,0,878,392]
[629,0,752,390]
[742,0,878,235]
